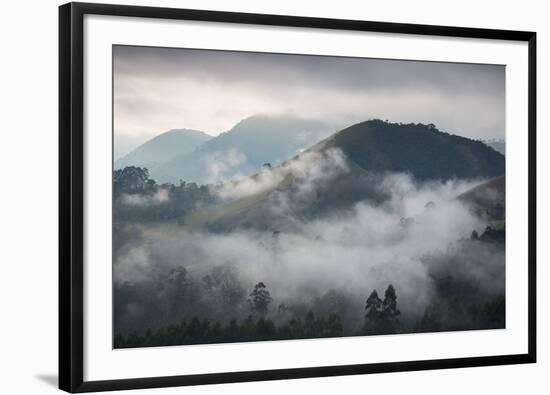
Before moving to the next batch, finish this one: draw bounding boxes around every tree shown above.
[113,166,151,194]
[325,314,343,337]
[363,285,401,335]
[383,284,400,316]
[256,317,276,340]
[164,266,199,315]
[365,290,382,320]
[248,282,273,315]
[304,310,316,337]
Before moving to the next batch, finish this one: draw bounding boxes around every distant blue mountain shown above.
[152,114,337,184]
[115,129,212,171]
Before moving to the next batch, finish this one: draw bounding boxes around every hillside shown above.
[115,129,212,171]
[152,114,336,184]
[317,120,505,180]
[457,175,505,221]
[183,120,505,231]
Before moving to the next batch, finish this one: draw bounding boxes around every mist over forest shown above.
[112,119,506,348]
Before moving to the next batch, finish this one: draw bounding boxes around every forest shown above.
[113,156,505,348]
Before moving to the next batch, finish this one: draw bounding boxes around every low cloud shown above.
[121,188,170,206]
[206,148,248,184]
[215,148,348,201]
[114,149,500,324]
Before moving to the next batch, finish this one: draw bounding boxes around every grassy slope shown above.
[183,174,294,230]
[184,189,272,230]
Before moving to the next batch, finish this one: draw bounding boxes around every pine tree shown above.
[382,284,400,316]
[248,282,273,315]
[364,285,401,335]
[365,290,382,320]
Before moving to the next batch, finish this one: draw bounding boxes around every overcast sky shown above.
[113,45,505,158]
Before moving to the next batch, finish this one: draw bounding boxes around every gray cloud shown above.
[114,45,505,157]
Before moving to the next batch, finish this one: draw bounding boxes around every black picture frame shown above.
[59,2,537,393]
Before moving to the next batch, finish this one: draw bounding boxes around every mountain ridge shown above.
[183,120,505,231]
[115,129,212,171]
[315,119,504,180]
[152,114,338,184]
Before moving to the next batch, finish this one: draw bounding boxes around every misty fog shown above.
[114,147,504,340]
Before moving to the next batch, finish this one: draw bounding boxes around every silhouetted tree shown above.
[365,290,382,320]
[363,285,401,335]
[383,284,400,316]
[248,282,272,315]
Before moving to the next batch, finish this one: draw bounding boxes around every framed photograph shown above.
[59,2,536,392]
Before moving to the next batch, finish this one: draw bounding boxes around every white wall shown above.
[0,0,547,393]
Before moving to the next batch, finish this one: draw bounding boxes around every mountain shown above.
[316,120,505,180]
[183,120,505,231]
[152,114,337,184]
[115,129,212,171]
[483,139,505,155]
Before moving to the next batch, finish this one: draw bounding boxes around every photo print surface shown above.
[112,45,506,348]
